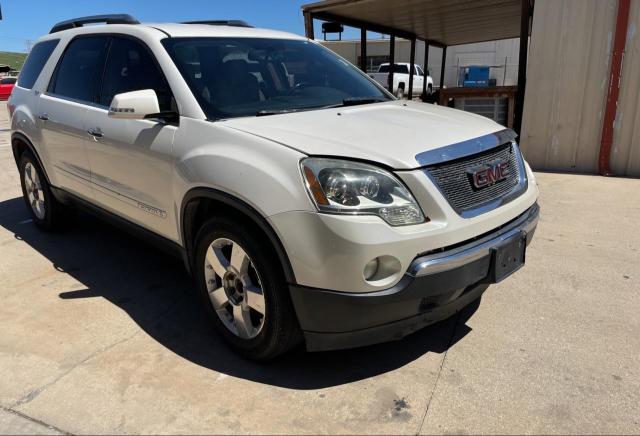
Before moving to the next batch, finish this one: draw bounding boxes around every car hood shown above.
[221,100,506,169]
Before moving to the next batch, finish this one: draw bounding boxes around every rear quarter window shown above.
[378,64,409,74]
[16,39,59,89]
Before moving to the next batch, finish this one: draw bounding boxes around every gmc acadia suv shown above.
[9,14,539,359]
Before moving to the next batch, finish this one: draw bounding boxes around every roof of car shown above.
[39,22,307,42]
[150,23,306,39]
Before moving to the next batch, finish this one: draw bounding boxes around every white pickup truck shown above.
[369,62,434,98]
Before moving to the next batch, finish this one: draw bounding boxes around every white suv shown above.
[9,15,539,359]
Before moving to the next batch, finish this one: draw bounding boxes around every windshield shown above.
[162,37,391,119]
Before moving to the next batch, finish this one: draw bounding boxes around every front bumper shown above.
[290,203,539,352]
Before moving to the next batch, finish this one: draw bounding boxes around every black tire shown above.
[194,216,302,360]
[18,150,65,231]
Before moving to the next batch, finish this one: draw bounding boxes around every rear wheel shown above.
[194,216,301,360]
[19,150,65,231]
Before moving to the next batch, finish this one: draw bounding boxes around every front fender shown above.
[173,118,313,219]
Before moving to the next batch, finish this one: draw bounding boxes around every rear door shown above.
[83,35,177,239]
[413,65,425,94]
[39,36,109,199]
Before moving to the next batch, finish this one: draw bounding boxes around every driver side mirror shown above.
[108,89,160,120]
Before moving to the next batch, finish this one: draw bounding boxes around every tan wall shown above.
[520,0,640,177]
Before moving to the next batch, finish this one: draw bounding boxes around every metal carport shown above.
[302,0,533,134]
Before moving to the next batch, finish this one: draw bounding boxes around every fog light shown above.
[363,258,379,280]
[363,255,402,285]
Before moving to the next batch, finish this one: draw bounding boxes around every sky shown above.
[0,0,371,53]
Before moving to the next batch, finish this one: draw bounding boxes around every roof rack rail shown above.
[182,20,253,28]
[50,14,140,34]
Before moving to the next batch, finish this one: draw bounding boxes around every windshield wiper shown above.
[256,98,388,117]
[324,97,388,109]
[256,108,308,117]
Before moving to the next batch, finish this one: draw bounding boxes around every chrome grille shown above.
[424,142,525,216]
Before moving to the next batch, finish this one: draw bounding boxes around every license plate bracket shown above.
[488,234,526,283]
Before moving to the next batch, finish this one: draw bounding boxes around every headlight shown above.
[301,158,426,226]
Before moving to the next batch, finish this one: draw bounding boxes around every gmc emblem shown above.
[468,160,510,189]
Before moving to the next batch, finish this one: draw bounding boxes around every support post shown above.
[388,35,395,93]
[408,38,416,100]
[422,41,430,98]
[360,28,367,72]
[599,0,631,176]
[513,0,531,137]
[304,12,314,39]
[439,46,447,90]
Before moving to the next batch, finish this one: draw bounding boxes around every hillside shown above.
[0,51,27,70]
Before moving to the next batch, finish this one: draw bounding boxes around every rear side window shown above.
[1,78,17,84]
[99,37,174,111]
[16,39,59,89]
[49,36,109,103]
[378,64,409,74]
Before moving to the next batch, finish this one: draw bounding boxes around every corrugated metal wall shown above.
[612,0,640,175]
[520,0,617,173]
[521,0,640,177]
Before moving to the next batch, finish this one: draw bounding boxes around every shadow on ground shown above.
[0,196,479,389]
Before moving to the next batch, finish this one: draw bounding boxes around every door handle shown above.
[38,113,49,121]
[87,128,103,138]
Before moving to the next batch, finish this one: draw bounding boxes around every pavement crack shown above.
[415,312,462,435]
[11,330,141,408]
[10,294,186,409]
[1,405,72,435]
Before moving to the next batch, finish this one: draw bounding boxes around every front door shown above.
[83,36,178,240]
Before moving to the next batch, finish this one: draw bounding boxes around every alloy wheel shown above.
[204,237,266,339]
[24,162,46,220]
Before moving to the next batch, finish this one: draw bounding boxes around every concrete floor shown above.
[0,103,639,435]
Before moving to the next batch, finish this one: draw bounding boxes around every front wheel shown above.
[194,217,301,360]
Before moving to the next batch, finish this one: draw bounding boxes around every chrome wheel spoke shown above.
[233,304,253,339]
[34,200,44,217]
[244,284,265,315]
[206,245,229,278]
[230,242,250,274]
[29,164,37,185]
[208,286,229,308]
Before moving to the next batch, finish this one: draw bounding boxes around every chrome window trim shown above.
[415,128,518,167]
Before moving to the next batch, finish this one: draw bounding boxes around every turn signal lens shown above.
[303,165,329,206]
